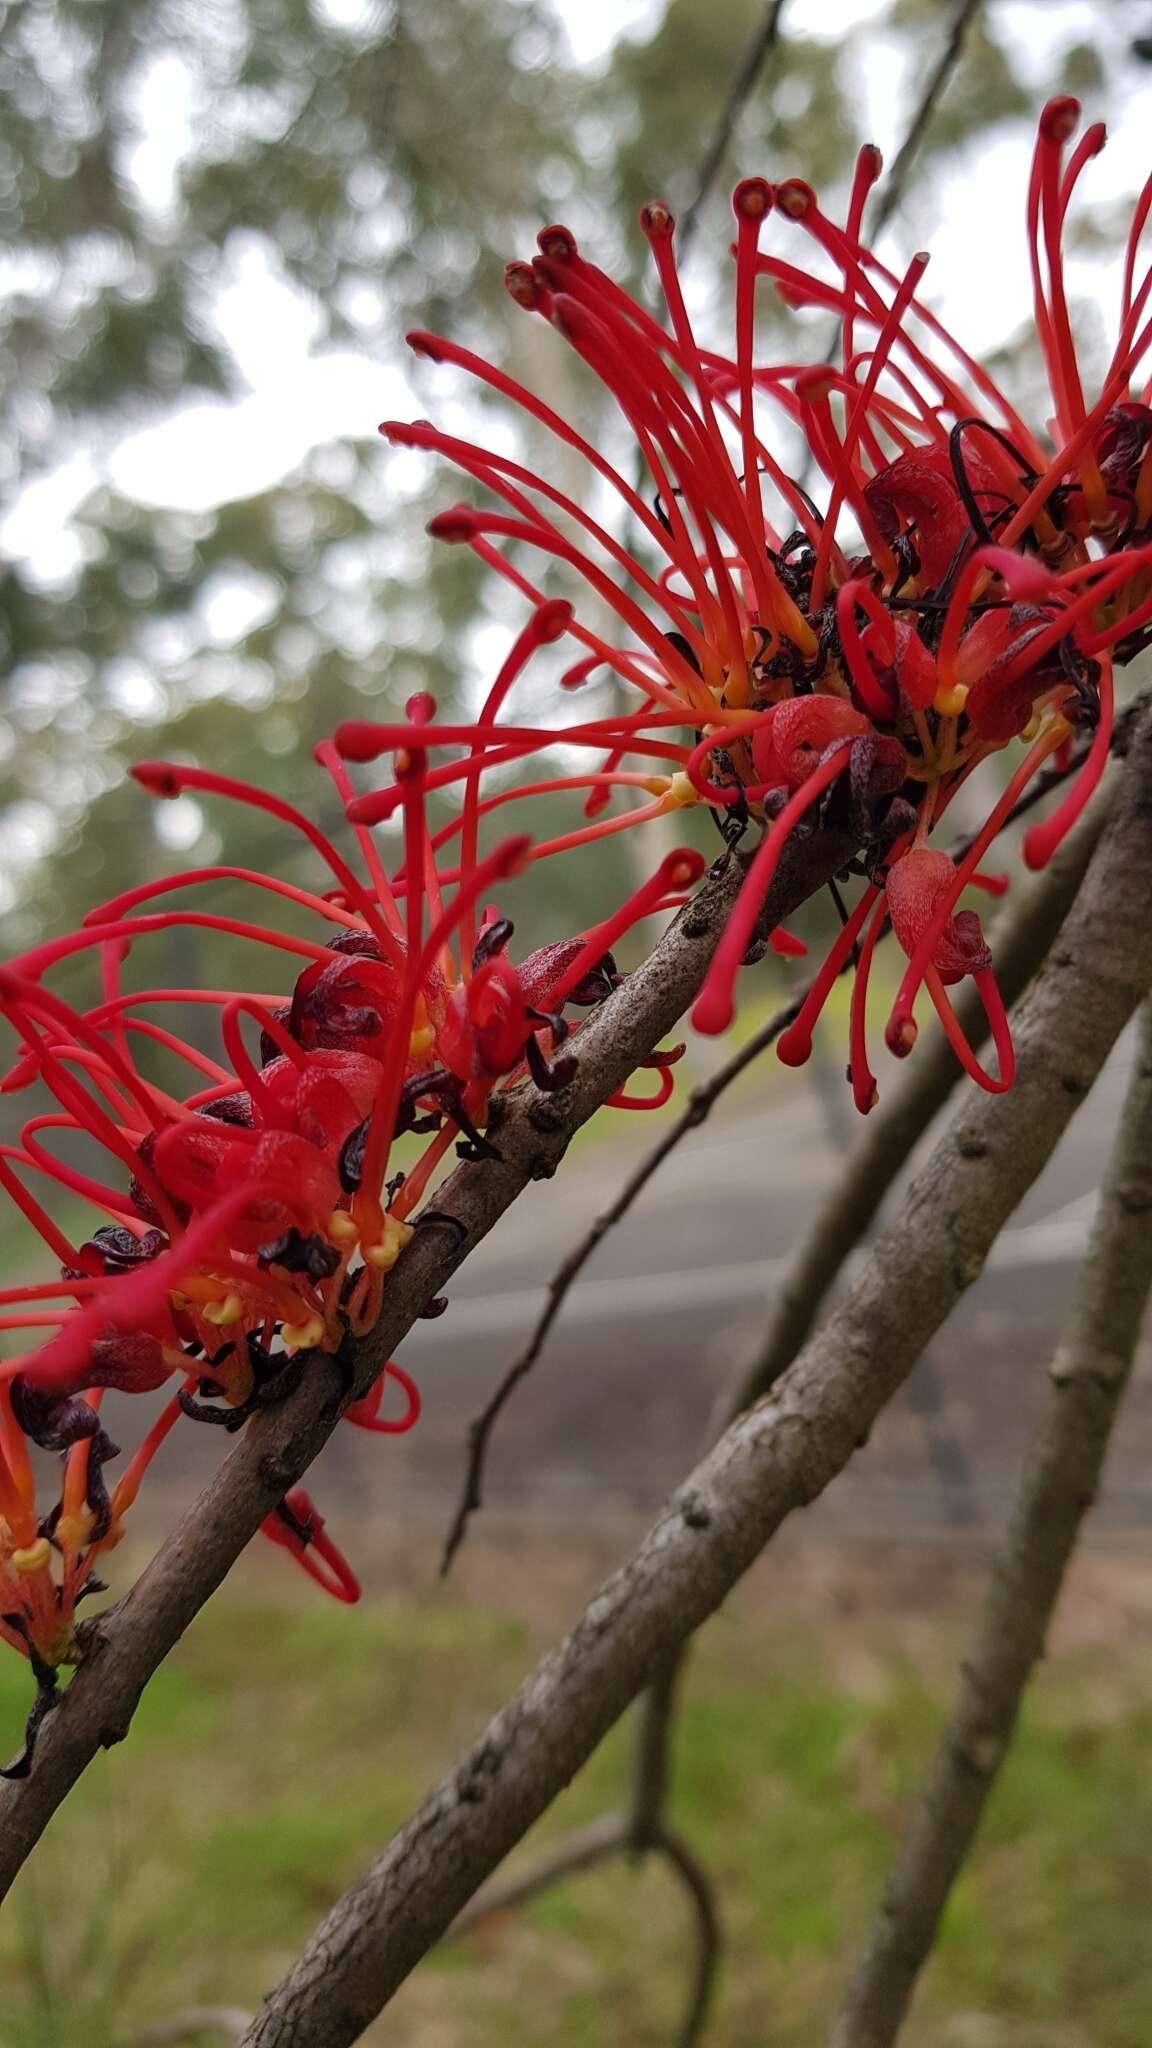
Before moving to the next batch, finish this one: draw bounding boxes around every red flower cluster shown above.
[0,708,697,1756]
[4,94,1150,1758]
[396,98,1152,1110]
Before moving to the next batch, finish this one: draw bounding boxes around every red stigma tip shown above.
[776,1026,813,1069]
[405,330,443,361]
[561,656,602,690]
[504,261,542,309]
[776,179,815,222]
[885,1013,918,1059]
[663,850,706,890]
[733,177,774,221]
[405,692,436,724]
[427,506,479,543]
[132,762,182,799]
[1021,820,1058,871]
[692,988,733,1037]
[537,224,578,262]
[1040,97,1080,143]
[860,143,883,176]
[640,199,675,241]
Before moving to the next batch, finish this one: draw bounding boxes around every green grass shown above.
[2,1576,1150,2048]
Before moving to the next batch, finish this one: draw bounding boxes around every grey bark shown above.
[238,707,1152,2048]
[830,993,1152,2048]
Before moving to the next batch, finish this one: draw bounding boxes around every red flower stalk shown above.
[398,98,1152,1109]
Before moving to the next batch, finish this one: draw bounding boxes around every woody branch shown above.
[236,704,1152,2048]
[830,990,1152,2048]
[436,780,1111,1981]
[621,774,1115,1903]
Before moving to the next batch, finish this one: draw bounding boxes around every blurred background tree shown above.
[0,0,1140,976]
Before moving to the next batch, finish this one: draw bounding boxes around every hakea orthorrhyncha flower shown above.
[387,97,1152,1111]
[0,705,700,1756]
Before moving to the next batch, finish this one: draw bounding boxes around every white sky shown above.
[2,0,1150,575]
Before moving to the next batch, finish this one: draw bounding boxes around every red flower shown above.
[396,98,1152,1109]
[0,693,702,1731]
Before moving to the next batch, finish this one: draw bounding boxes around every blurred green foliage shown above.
[3,1571,1152,2045]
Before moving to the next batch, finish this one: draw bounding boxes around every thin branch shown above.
[831,992,1152,2048]
[445,1810,718,2048]
[651,1825,723,2048]
[628,1655,684,1853]
[237,704,1152,2048]
[438,985,809,1575]
[0,817,863,1899]
[448,1813,628,1932]
[628,1650,685,1847]
[869,0,984,241]
[678,0,787,257]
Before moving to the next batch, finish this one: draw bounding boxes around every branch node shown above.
[527,1094,571,1136]
[955,1134,988,1161]
[678,1491,713,1532]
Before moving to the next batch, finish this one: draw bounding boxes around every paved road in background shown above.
[341,1024,1149,1537]
[101,1026,1147,1549]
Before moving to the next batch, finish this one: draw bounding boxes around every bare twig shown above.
[831,992,1152,2048]
[678,0,787,256]
[651,1824,722,2048]
[446,1811,719,2048]
[438,985,809,1574]
[448,1812,629,1932]
[0,819,862,1898]
[869,0,983,240]
[237,706,1152,2048]
[628,1650,685,1846]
